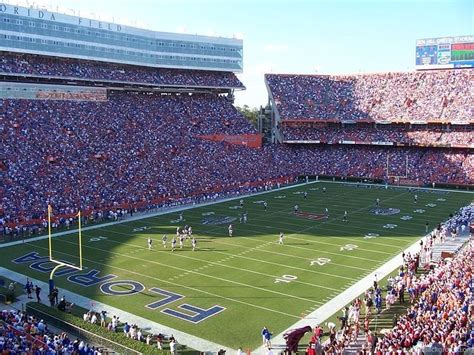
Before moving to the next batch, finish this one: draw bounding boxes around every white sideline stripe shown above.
[0,267,232,354]
[253,236,424,353]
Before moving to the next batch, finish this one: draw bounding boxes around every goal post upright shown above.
[78,210,83,270]
[47,206,83,294]
[386,154,409,183]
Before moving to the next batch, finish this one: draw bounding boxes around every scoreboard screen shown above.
[416,35,474,69]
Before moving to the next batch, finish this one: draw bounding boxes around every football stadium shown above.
[0,1,473,354]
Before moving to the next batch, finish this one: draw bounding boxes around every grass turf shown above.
[0,182,471,349]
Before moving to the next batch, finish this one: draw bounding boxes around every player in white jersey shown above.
[303,191,307,199]
[240,199,244,207]
[325,208,329,219]
[278,232,284,245]
[414,194,418,203]
[147,237,153,250]
[243,213,248,223]
[343,211,348,222]
[176,227,180,237]
[192,237,197,251]
[171,237,177,251]
[179,212,183,221]
[162,234,168,248]
[263,201,268,211]
[294,204,299,214]
[375,198,380,208]
[228,224,233,237]
[179,235,184,249]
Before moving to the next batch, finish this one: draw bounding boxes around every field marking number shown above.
[340,244,358,251]
[310,258,331,266]
[275,274,298,284]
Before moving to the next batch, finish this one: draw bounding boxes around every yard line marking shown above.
[89,227,370,278]
[52,237,341,299]
[212,240,370,272]
[26,242,302,319]
[99,234,361,280]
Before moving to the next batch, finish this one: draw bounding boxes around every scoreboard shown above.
[416,35,474,69]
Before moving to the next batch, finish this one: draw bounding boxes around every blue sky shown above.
[23,0,473,107]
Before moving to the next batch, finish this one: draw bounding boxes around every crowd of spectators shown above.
[81,309,177,352]
[1,89,473,228]
[374,241,472,353]
[321,205,473,354]
[266,70,473,123]
[0,308,103,354]
[0,53,244,89]
[281,123,474,147]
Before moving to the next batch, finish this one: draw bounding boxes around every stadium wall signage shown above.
[0,3,123,32]
[12,252,224,323]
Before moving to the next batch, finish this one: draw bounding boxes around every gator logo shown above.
[293,211,325,221]
[370,207,400,216]
[201,215,236,225]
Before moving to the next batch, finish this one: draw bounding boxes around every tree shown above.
[236,105,259,127]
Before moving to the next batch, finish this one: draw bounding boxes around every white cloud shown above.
[263,43,289,53]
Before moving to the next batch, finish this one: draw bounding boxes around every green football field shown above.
[0,182,472,349]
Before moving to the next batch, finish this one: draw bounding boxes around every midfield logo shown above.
[201,215,236,225]
[293,211,325,221]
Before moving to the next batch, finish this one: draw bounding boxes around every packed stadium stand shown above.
[265,71,472,123]
[0,53,245,89]
[375,243,473,353]
[1,65,474,228]
[261,70,473,199]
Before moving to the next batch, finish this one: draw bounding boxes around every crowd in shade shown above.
[281,124,474,147]
[266,70,473,123]
[0,53,244,88]
[1,91,473,228]
[0,309,102,354]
